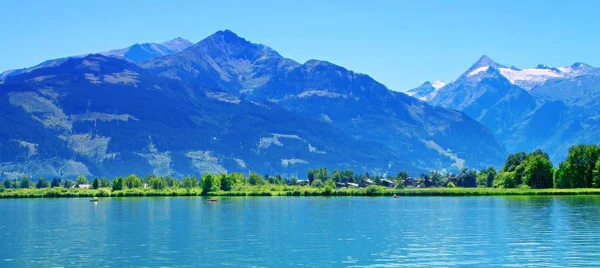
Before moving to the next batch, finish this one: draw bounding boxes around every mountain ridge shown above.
[409,55,600,162]
[0,31,507,178]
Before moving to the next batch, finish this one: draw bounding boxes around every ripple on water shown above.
[1,196,600,267]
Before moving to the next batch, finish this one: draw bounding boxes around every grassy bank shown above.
[3,186,600,198]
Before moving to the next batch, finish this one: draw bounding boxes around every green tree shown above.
[493,172,517,188]
[63,180,75,189]
[324,178,336,189]
[522,155,553,188]
[20,176,31,188]
[397,171,410,180]
[229,173,246,185]
[149,177,166,190]
[308,168,329,184]
[553,163,569,188]
[502,152,528,173]
[248,172,264,186]
[220,174,236,191]
[486,166,496,187]
[112,177,124,191]
[271,174,285,185]
[164,176,179,188]
[92,178,100,189]
[311,179,324,188]
[181,176,199,189]
[3,179,11,189]
[342,170,356,183]
[502,152,528,185]
[395,178,405,189]
[594,160,600,187]
[75,175,88,185]
[457,169,477,188]
[100,178,111,188]
[332,170,342,182]
[201,174,219,194]
[124,174,143,189]
[476,172,488,187]
[36,178,49,189]
[51,178,62,188]
[561,144,600,188]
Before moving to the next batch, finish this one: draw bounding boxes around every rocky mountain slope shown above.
[409,55,600,162]
[0,31,506,178]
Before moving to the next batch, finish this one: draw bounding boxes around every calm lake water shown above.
[2,196,600,267]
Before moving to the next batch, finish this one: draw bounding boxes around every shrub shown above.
[365,185,381,196]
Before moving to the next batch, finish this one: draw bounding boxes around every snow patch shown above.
[281,158,309,167]
[431,80,446,89]
[467,66,489,77]
[499,67,562,89]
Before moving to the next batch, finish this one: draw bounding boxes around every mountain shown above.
[0,38,193,81]
[145,30,298,93]
[411,55,600,162]
[101,37,194,62]
[405,80,446,101]
[0,54,397,178]
[147,31,505,172]
[0,30,506,178]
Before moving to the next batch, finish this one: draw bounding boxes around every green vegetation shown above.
[3,185,600,198]
[2,144,600,199]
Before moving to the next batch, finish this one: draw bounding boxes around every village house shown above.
[380,179,396,188]
[72,184,91,189]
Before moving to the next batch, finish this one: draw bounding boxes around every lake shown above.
[2,196,600,267]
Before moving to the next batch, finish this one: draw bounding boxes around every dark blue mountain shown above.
[0,31,506,178]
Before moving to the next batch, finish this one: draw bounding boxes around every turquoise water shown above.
[2,196,600,267]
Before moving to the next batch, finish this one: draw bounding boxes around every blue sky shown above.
[1,0,599,91]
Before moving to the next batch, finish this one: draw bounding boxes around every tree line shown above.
[1,144,599,192]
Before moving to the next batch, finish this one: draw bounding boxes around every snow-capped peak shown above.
[499,62,594,90]
[431,80,446,89]
[462,55,504,78]
[406,80,446,101]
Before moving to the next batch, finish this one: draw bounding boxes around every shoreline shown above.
[3,187,600,199]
